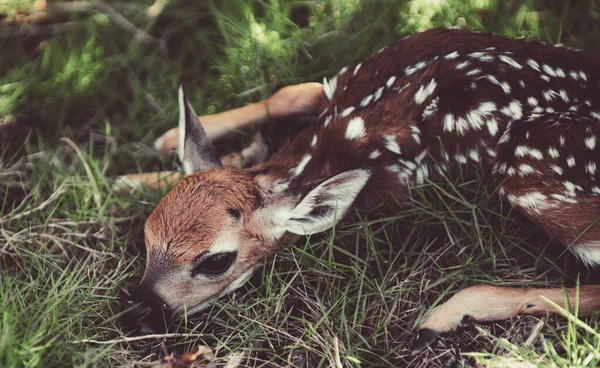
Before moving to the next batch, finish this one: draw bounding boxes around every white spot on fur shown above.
[414,79,437,105]
[369,150,381,159]
[527,97,538,106]
[550,165,564,175]
[444,51,459,60]
[518,164,536,177]
[415,165,429,184]
[500,100,523,120]
[345,117,366,140]
[360,95,373,107]
[456,117,469,135]
[411,126,421,144]
[290,154,312,177]
[515,146,543,160]
[311,135,318,147]
[547,147,560,159]
[567,155,576,167]
[542,64,557,77]
[353,63,362,76]
[585,136,597,150]
[386,76,397,88]
[499,55,522,69]
[324,115,332,127]
[559,135,566,147]
[455,61,470,70]
[559,89,569,103]
[373,87,384,101]
[467,101,497,131]
[386,164,400,173]
[422,97,439,119]
[341,106,355,118]
[405,61,427,76]
[466,68,481,76]
[587,161,597,175]
[323,76,337,101]
[515,191,550,212]
[527,59,540,71]
[487,119,499,136]
[383,135,401,154]
[469,150,480,162]
[455,154,467,164]
[443,114,455,132]
[482,75,511,94]
[573,245,600,267]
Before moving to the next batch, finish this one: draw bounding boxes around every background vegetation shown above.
[1,0,600,367]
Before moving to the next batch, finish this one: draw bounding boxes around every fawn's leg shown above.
[412,113,600,353]
[114,132,270,194]
[153,83,324,154]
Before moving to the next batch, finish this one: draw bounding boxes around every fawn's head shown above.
[125,87,371,332]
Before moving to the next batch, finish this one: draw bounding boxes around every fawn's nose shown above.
[121,284,172,334]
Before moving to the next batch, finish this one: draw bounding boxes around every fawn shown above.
[119,27,600,353]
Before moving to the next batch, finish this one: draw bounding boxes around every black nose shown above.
[121,284,172,335]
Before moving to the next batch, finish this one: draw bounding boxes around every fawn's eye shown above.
[227,208,241,219]
[192,252,237,277]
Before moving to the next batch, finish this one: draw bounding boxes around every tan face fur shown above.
[141,169,271,315]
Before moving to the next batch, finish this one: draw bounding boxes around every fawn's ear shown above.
[276,169,372,235]
[178,86,223,174]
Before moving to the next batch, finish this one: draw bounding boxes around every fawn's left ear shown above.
[274,169,372,235]
[178,86,223,174]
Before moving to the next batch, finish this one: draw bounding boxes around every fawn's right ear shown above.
[261,169,372,238]
[178,86,223,174]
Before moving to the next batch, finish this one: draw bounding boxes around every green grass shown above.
[2,0,600,367]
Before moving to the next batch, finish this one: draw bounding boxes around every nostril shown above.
[120,284,173,335]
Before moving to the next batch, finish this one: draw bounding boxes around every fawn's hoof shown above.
[410,328,439,354]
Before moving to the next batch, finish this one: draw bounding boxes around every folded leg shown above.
[115,83,324,194]
[153,83,324,154]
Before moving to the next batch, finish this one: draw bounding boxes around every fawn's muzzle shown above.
[121,284,172,334]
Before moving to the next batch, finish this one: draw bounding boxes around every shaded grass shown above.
[2,0,600,367]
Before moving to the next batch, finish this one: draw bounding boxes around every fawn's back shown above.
[253,28,600,204]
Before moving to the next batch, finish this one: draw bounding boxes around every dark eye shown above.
[192,252,237,277]
[227,208,241,219]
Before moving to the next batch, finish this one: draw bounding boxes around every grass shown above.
[2,0,600,367]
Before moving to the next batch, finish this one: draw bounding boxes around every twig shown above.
[75,333,205,345]
[333,336,343,368]
[0,183,67,224]
[523,320,545,348]
[0,22,80,37]
[89,0,165,50]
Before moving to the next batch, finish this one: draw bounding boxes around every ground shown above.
[1,1,600,367]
